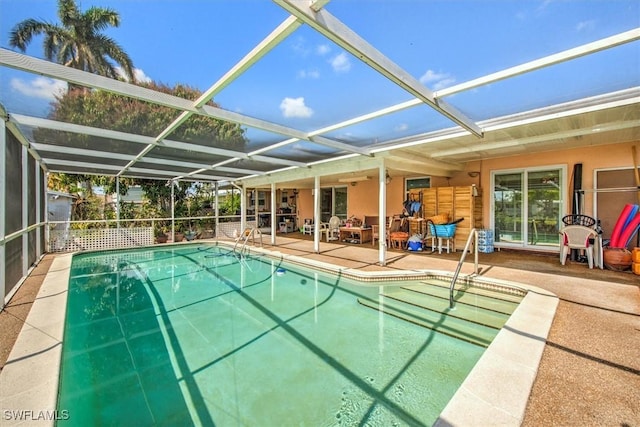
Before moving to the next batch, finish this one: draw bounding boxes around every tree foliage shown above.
[43,82,247,222]
[48,82,247,149]
[15,1,248,223]
[9,0,136,82]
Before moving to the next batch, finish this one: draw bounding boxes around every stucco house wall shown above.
[472,141,637,231]
[287,140,638,246]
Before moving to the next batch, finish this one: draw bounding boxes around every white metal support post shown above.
[0,118,6,307]
[35,163,41,257]
[240,185,246,233]
[115,177,120,231]
[313,176,321,253]
[378,163,387,266]
[22,144,28,276]
[214,182,219,238]
[44,172,49,252]
[170,180,175,237]
[270,183,276,245]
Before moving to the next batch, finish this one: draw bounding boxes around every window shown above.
[406,177,431,191]
[491,166,565,249]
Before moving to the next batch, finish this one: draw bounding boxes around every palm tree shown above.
[9,0,136,83]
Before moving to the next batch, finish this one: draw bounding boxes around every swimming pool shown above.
[56,244,518,426]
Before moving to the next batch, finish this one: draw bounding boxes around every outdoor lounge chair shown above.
[559,225,598,269]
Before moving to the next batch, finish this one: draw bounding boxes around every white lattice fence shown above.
[49,227,154,252]
[217,221,257,239]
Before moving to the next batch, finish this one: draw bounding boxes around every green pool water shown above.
[57,244,489,426]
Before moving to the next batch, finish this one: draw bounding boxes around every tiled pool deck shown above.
[1,237,638,426]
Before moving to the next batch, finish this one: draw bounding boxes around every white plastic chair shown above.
[326,216,341,241]
[559,225,598,269]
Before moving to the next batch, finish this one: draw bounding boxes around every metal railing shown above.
[233,227,263,254]
[449,228,479,309]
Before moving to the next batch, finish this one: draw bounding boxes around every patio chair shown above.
[326,216,341,242]
[372,216,394,247]
[302,218,316,235]
[386,217,401,247]
[371,224,379,246]
[387,216,409,249]
[559,225,598,269]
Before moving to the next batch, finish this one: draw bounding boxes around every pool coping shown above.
[0,253,72,426]
[0,244,558,426]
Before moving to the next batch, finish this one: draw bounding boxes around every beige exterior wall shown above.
[346,178,405,220]
[470,141,638,228]
[297,178,406,224]
[348,141,640,227]
[270,140,639,241]
[297,189,312,223]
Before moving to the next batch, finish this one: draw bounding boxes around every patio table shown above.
[339,226,372,244]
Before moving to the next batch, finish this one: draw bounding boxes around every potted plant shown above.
[155,227,168,244]
[184,229,198,241]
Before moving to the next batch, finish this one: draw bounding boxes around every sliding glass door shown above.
[492,167,565,249]
[320,186,347,222]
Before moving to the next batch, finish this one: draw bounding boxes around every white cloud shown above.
[297,69,320,79]
[537,0,555,12]
[330,52,351,73]
[10,76,66,100]
[291,36,311,56]
[576,20,596,32]
[280,97,313,118]
[395,123,409,132]
[419,69,447,84]
[432,77,456,91]
[316,44,331,56]
[116,67,152,83]
[133,68,152,83]
[419,69,456,90]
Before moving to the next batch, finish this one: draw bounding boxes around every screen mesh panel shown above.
[5,132,22,235]
[27,155,37,266]
[4,238,22,298]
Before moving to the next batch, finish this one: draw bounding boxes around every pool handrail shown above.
[233,227,263,253]
[449,228,479,309]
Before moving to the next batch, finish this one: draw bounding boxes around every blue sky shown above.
[0,0,638,145]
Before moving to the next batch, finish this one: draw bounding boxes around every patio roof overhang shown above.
[1,2,638,188]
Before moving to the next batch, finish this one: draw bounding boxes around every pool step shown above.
[402,283,521,315]
[417,278,525,304]
[357,296,499,347]
[357,282,523,347]
[383,288,511,329]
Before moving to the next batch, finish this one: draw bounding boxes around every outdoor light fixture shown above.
[385,171,392,184]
